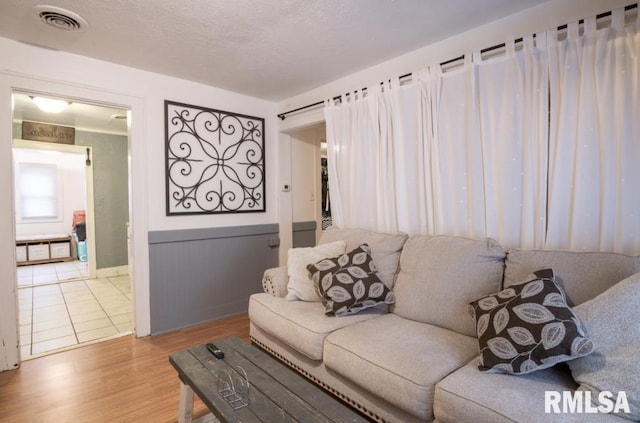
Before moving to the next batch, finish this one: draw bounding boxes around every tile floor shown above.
[17,261,133,360]
[17,260,89,287]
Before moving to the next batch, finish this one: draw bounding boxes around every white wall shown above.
[0,37,279,232]
[290,126,321,222]
[277,0,630,119]
[13,148,85,237]
[0,36,279,369]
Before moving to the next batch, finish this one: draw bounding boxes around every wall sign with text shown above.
[22,121,75,145]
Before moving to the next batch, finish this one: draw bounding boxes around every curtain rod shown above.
[277,3,637,121]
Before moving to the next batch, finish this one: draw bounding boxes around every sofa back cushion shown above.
[319,226,408,289]
[393,235,506,337]
[504,249,640,307]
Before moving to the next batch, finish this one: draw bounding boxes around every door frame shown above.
[278,110,325,263]
[12,140,97,280]
[0,72,150,371]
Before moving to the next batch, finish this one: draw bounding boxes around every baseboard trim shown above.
[96,265,128,278]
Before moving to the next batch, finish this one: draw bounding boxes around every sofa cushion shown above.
[504,249,640,307]
[324,313,478,420]
[434,360,627,422]
[393,235,505,336]
[569,272,640,421]
[285,240,346,302]
[468,269,593,375]
[319,226,407,288]
[248,293,385,360]
[307,244,395,316]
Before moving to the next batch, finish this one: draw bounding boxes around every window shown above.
[18,163,60,220]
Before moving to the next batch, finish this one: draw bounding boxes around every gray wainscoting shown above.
[292,221,317,248]
[148,224,279,334]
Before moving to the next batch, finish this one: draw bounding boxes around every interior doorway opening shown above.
[11,91,133,360]
[288,122,328,245]
[320,141,332,231]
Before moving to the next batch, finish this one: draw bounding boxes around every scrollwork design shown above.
[165,101,265,214]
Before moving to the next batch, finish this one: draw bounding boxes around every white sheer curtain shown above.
[325,41,549,246]
[413,39,548,248]
[324,86,396,232]
[326,42,549,246]
[325,7,639,254]
[324,80,425,234]
[546,9,640,254]
[416,56,487,240]
[475,35,550,249]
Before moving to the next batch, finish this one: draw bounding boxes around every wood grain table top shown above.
[169,336,369,423]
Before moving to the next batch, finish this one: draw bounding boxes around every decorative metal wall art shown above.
[165,101,265,215]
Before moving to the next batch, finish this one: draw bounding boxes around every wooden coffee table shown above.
[169,336,369,423]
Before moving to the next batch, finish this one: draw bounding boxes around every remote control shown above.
[206,343,224,359]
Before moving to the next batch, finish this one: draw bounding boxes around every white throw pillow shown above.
[286,241,346,302]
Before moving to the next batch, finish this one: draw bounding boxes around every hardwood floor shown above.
[0,313,250,423]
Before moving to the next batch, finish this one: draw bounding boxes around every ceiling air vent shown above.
[33,5,88,32]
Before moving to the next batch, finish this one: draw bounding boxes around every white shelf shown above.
[16,235,73,266]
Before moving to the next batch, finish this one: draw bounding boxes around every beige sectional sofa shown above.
[248,227,640,422]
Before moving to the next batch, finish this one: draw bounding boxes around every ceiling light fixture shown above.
[33,5,88,32]
[30,96,71,113]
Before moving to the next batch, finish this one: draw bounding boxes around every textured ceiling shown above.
[0,0,550,102]
[12,93,128,136]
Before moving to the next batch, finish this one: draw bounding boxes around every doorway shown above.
[320,140,332,231]
[288,122,328,243]
[12,92,133,359]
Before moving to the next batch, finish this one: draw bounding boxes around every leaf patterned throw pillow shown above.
[468,269,594,375]
[307,244,395,316]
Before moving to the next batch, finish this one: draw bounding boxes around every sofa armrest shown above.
[262,266,288,298]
